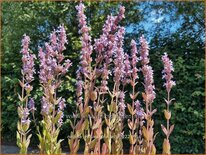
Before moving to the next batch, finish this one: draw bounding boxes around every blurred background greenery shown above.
[1,1,205,153]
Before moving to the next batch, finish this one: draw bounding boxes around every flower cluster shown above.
[114,27,125,84]
[122,53,131,86]
[18,106,30,125]
[119,91,126,117]
[20,34,36,90]
[140,35,149,66]
[94,6,125,93]
[131,39,139,81]
[140,35,156,103]
[39,25,71,84]
[162,52,176,92]
[28,98,36,113]
[142,65,156,103]
[76,3,93,76]
[135,100,144,118]
[75,3,93,107]
[41,97,51,115]
[100,64,111,93]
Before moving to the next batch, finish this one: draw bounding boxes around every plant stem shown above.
[167,90,170,140]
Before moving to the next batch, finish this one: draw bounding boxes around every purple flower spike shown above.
[29,98,36,112]
[118,91,126,117]
[20,34,36,84]
[131,39,139,81]
[114,27,125,84]
[135,100,144,118]
[122,53,131,85]
[39,25,71,84]
[76,2,93,76]
[142,65,156,103]
[162,53,176,92]
[41,97,50,115]
[58,98,66,111]
[140,36,156,103]
[140,35,150,66]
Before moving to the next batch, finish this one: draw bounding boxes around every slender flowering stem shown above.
[127,39,145,154]
[161,53,175,155]
[17,34,36,154]
[140,35,156,154]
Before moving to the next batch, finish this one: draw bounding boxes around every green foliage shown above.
[2,1,204,154]
[37,120,63,154]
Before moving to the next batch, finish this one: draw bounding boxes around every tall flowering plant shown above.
[140,36,157,154]
[68,2,126,154]
[17,35,36,154]
[127,40,145,154]
[37,25,72,154]
[161,53,175,154]
[68,3,95,154]
[97,7,126,154]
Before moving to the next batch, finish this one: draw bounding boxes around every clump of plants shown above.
[17,2,175,154]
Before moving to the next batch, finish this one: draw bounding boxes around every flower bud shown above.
[21,119,30,132]
[164,110,171,120]
[90,91,97,101]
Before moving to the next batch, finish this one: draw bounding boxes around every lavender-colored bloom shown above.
[116,6,125,23]
[21,118,31,125]
[75,69,83,106]
[122,53,131,86]
[100,64,111,93]
[93,6,125,95]
[20,34,36,84]
[76,80,84,97]
[76,3,93,76]
[23,108,30,119]
[135,100,144,118]
[50,31,57,47]
[140,35,150,66]
[19,107,31,125]
[62,59,72,74]
[94,15,115,65]
[21,35,30,53]
[39,25,71,84]
[142,65,156,103]
[75,3,93,107]
[113,27,125,84]
[39,47,54,84]
[18,107,29,119]
[58,24,68,52]
[140,36,156,103]
[131,40,139,81]
[162,53,176,92]
[29,98,36,112]
[118,91,126,117]
[41,97,50,115]
[58,98,66,111]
